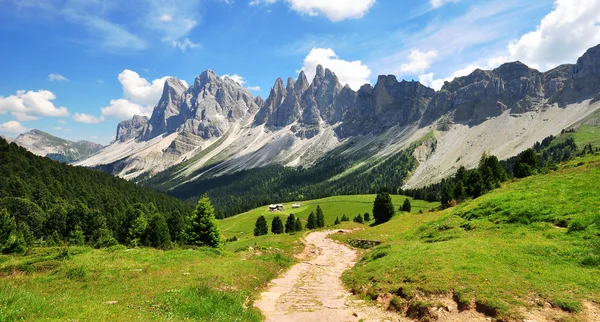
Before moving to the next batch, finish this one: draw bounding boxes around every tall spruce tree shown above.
[271,216,283,234]
[306,212,317,230]
[373,192,395,224]
[253,215,269,236]
[294,218,303,232]
[316,206,325,227]
[185,195,221,248]
[285,214,297,233]
[147,213,171,248]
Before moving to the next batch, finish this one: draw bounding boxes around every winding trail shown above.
[254,230,403,322]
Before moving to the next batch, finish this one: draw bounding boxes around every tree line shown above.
[160,142,422,219]
[0,137,201,253]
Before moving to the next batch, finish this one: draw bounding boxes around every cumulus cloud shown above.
[48,73,68,82]
[75,69,184,123]
[0,121,26,135]
[118,70,170,107]
[100,99,153,120]
[508,0,600,70]
[299,48,371,90]
[73,113,105,124]
[400,50,438,75]
[0,90,69,121]
[250,0,376,22]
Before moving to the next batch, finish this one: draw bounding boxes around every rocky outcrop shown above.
[116,115,149,142]
[141,78,187,140]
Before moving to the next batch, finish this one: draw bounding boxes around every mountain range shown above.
[12,130,104,163]
[75,44,600,191]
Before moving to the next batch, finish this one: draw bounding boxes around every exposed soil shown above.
[254,230,405,321]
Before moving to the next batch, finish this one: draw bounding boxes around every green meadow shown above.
[335,153,600,321]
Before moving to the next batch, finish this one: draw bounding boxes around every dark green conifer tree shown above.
[285,214,297,233]
[402,198,412,212]
[316,206,325,228]
[185,195,221,248]
[306,212,317,230]
[271,216,284,234]
[373,192,395,224]
[253,215,269,236]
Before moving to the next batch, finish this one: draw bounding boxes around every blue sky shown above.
[0,0,599,144]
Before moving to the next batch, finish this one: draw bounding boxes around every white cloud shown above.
[73,113,105,124]
[0,121,26,135]
[83,69,185,122]
[400,50,438,74]
[58,119,67,125]
[299,47,371,90]
[171,38,201,52]
[224,74,263,91]
[0,90,69,121]
[251,0,376,22]
[430,0,459,9]
[508,0,600,70]
[418,56,508,90]
[159,14,173,22]
[223,74,246,85]
[100,99,153,120]
[48,73,68,82]
[118,70,170,107]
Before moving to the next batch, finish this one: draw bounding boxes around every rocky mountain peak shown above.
[295,71,309,94]
[117,115,149,142]
[195,70,219,88]
[493,61,540,81]
[576,44,600,77]
[286,77,295,91]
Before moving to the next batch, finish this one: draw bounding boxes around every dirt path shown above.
[254,230,404,322]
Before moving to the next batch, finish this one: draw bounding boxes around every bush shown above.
[402,198,411,212]
[363,213,370,221]
[568,218,588,233]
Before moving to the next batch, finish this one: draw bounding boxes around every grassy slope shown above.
[336,154,600,320]
[220,195,439,240]
[0,195,436,321]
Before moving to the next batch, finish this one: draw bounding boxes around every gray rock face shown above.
[116,115,149,142]
[178,70,260,139]
[141,78,187,140]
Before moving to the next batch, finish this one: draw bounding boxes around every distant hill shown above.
[13,129,104,163]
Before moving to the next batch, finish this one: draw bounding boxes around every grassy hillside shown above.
[335,153,600,321]
[220,194,438,240]
[0,194,433,321]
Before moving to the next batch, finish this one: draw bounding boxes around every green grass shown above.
[337,154,600,320]
[0,194,435,321]
[0,241,294,321]
[219,194,439,240]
